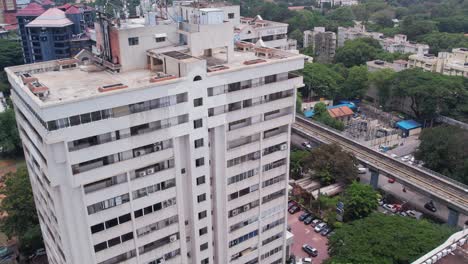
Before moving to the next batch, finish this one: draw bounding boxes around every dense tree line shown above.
[415,126,468,185]
[325,213,455,264]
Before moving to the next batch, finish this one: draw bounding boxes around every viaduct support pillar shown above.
[447,208,459,227]
[370,169,379,189]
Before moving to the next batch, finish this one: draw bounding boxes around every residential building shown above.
[6,2,303,264]
[236,15,297,51]
[303,27,336,63]
[337,23,429,55]
[319,0,359,7]
[16,1,94,64]
[408,48,468,77]
[366,60,407,72]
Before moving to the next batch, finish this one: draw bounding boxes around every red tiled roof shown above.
[65,6,81,14]
[328,106,354,118]
[57,3,71,10]
[16,2,45,16]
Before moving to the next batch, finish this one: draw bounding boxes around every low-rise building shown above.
[408,48,468,77]
[236,15,297,51]
[303,27,336,63]
[327,105,354,125]
[338,23,429,55]
[366,60,408,72]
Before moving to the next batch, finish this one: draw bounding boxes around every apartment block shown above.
[16,1,94,63]
[408,48,468,77]
[236,15,297,51]
[6,2,303,264]
[303,27,336,63]
[337,23,429,55]
[366,59,408,72]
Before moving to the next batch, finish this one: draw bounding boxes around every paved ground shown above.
[288,211,329,263]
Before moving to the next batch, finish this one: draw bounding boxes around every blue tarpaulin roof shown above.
[304,109,315,118]
[396,120,421,130]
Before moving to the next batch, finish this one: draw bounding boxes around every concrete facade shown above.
[6,2,304,264]
[408,48,468,77]
[303,27,336,63]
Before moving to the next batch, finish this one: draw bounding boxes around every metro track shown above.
[293,117,468,214]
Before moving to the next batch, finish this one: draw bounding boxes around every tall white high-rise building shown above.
[6,2,303,264]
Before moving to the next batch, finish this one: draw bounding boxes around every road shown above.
[291,130,468,227]
[293,117,468,222]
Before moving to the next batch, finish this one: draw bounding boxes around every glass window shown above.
[119,213,131,224]
[108,236,121,247]
[91,111,102,121]
[70,115,80,126]
[105,218,118,229]
[80,113,91,124]
[91,223,104,234]
[128,37,139,46]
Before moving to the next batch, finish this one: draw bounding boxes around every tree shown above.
[341,65,369,99]
[391,69,465,119]
[312,102,345,131]
[0,109,22,156]
[417,32,468,54]
[400,16,437,39]
[289,29,304,48]
[303,143,358,185]
[326,7,355,26]
[0,39,23,95]
[301,63,344,99]
[342,182,378,221]
[371,10,394,28]
[368,69,396,106]
[326,213,454,264]
[296,92,303,113]
[415,126,468,185]
[335,38,381,67]
[0,166,44,255]
[290,150,309,180]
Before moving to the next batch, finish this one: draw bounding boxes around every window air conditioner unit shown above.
[138,170,147,177]
[243,204,250,211]
[280,144,287,150]
[135,149,146,156]
[147,168,155,174]
[253,152,260,160]
[169,235,177,242]
[232,209,239,216]
[154,143,162,151]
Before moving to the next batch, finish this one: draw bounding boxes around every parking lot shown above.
[288,211,329,263]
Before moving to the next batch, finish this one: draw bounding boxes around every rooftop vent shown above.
[207,65,229,72]
[374,60,385,65]
[98,83,128,92]
[27,81,49,99]
[20,73,38,84]
[149,72,177,83]
[243,59,266,65]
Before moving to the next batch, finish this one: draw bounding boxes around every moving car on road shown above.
[424,201,437,212]
[302,141,313,149]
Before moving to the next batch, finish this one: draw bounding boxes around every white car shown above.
[382,204,397,213]
[390,153,398,159]
[401,155,411,162]
[314,222,327,232]
[302,258,312,264]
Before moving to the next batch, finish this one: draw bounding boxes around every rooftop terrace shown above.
[7,46,302,106]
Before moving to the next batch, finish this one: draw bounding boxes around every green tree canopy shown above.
[417,32,468,54]
[0,166,43,254]
[290,150,310,180]
[415,126,468,185]
[368,69,396,105]
[326,213,454,264]
[335,38,381,67]
[303,143,357,185]
[0,109,22,155]
[341,65,369,99]
[301,63,345,99]
[312,102,346,131]
[342,182,378,221]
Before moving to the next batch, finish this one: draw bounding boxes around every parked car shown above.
[299,212,311,222]
[390,153,398,159]
[388,177,396,183]
[358,167,368,174]
[302,142,313,149]
[314,223,327,232]
[302,244,318,257]
[406,210,423,220]
[424,201,437,212]
[302,257,313,264]
[289,205,301,214]
[287,225,292,232]
[288,200,297,208]
[401,155,411,162]
[321,227,332,236]
[304,215,314,225]
[310,219,322,227]
[382,204,398,213]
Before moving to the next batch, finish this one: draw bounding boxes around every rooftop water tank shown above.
[199,8,224,25]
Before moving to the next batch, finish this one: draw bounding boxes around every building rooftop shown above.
[16,2,46,16]
[327,105,354,118]
[26,8,73,28]
[7,46,301,106]
[396,120,421,130]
